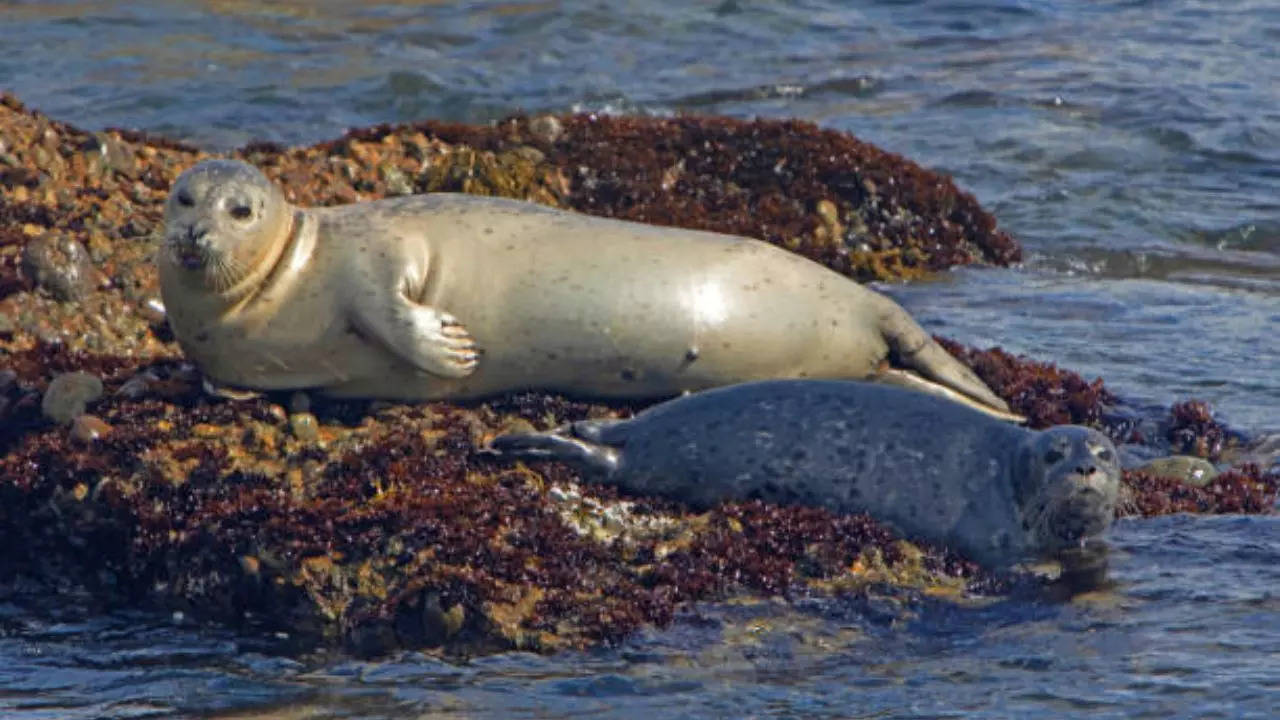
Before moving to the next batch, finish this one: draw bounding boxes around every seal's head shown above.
[1016,425,1121,556]
[162,159,291,294]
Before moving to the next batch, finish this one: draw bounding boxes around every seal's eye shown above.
[1095,448,1114,463]
[177,190,194,207]
[1044,448,1065,465]
[229,205,253,220]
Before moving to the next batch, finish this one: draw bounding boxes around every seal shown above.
[489,380,1121,567]
[158,159,1013,417]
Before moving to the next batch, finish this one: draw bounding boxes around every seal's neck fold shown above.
[224,209,314,316]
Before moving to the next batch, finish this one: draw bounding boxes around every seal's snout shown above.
[1071,465,1116,496]
[167,224,211,270]
[1045,468,1117,547]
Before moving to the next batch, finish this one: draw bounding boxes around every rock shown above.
[41,371,104,425]
[83,131,139,178]
[288,391,311,415]
[528,114,564,145]
[69,414,111,443]
[289,412,319,442]
[266,404,288,425]
[137,298,167,325]
[1136,455,1219,488]
[20,234,98,301]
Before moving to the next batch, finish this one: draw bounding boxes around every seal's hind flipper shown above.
[874,298,1011,414]
[488,431,620,476]
[873,367,1026,423]
[570,418,629,444]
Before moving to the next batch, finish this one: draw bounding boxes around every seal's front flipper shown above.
[489,430,620,476]
[873,298,1012,415]
[351,293,480,378]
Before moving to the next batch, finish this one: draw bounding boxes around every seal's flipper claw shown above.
[875,300,1011,414]
[489,432,620,476]
[351,295,481,379]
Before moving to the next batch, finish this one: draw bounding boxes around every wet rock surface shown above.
[40,370,103,424]
[0,92,1274,656]
[20,233,99,301]
[1136,456,1219,488]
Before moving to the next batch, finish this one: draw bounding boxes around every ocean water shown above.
[1,1,1277,717]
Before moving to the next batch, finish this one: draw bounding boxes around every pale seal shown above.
[490,380,1121,567]
[158,159,1013,416]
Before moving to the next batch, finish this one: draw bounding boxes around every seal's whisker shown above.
[208,252,248,292]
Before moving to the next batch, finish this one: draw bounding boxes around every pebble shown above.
[266,404,288,425]
[289,412,320,442]
[529,114,564,145]
[20,234,98,301]
[83,131,138,178]
[138,297,167,324]
[41,371,104,425]
[288,391,311,414]
[69,413,111,443]
[1136,455,1219,488]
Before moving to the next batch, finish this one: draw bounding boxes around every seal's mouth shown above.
[1045,488,1114,548]
[167,226,210,270]
[176,247,206,270]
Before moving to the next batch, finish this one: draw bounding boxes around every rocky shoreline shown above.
[1,93,1274,656]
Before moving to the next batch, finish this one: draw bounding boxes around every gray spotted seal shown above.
[490,380,1121,567]
[158,158,1013,417]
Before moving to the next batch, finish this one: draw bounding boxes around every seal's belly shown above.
[185,300,375,391]
[422,245,885,399]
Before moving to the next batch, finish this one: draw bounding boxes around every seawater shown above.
[0,1,1276,717]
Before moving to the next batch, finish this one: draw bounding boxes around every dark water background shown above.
[1,1,1277,717]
